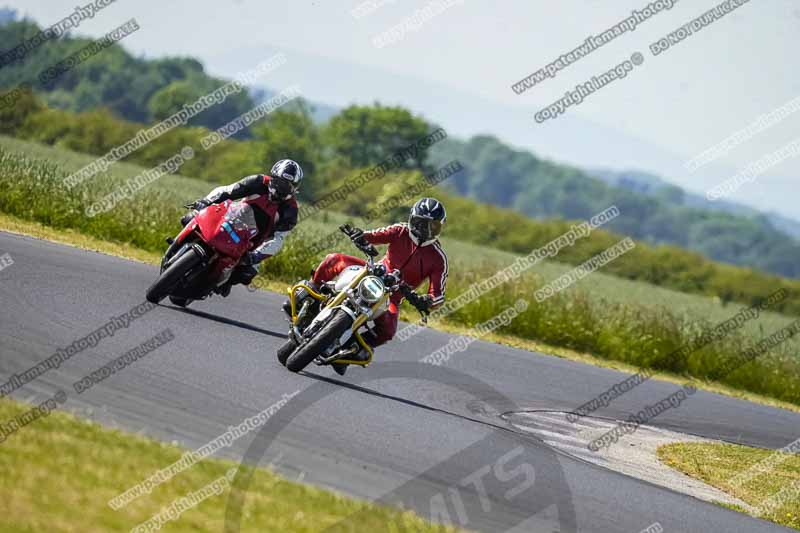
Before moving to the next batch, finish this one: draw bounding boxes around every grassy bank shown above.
[0,396,457,532]
[658,442,800,531]
[1,137,799,408]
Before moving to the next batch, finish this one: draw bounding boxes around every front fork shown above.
[161,239,181,272]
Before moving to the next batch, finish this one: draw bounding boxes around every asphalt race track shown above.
[1,231,797,532]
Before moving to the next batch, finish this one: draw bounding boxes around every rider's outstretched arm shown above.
[204,175,269,204]
[362,223,406,245]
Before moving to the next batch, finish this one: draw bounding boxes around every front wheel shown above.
[169,295,190,307]
[276,338,298,366]
[286,311,353,373]
[146,248,203,303]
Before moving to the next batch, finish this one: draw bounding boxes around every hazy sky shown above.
[9,0,800,219]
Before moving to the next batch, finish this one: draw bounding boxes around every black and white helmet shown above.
[268,159,303,201]
[408,197,446,246]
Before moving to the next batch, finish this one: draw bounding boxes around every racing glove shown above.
[348,226,368,247]
[418,294,434,312]
[191,198,212,211]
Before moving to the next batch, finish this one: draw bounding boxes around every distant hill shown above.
[592,169,800,241]
[0,19,343,135]
[0,19,257,136]
[250,87,338,124]
[427,135,800,278]
[0,8,16,25]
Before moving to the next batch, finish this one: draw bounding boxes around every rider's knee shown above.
[314,253,342,282]
[244,265,258,283]
[370,321,396,346]
[382,320,398,340]
[234,265,258,285]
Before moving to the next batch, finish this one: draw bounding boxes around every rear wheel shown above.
[146,248,203,303]
[286,311,353,373]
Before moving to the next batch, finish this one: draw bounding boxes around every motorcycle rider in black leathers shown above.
[182,159,303,296]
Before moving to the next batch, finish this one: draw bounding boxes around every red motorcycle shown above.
[146,200,259,306]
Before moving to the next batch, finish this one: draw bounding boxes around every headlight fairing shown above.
[358,276,385,304]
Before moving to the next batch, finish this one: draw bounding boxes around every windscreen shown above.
[224,202,258,240]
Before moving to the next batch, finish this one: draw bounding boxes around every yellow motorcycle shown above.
[278,224,430,373]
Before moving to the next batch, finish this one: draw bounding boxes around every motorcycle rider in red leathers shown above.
[291,198,449,375]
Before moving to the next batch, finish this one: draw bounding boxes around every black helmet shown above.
[408,197,446,246]
[268,159,303,201]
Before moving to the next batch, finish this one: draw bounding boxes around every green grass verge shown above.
[1,136,800,408]
[0,396,459,532]
[658,442,800,531]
